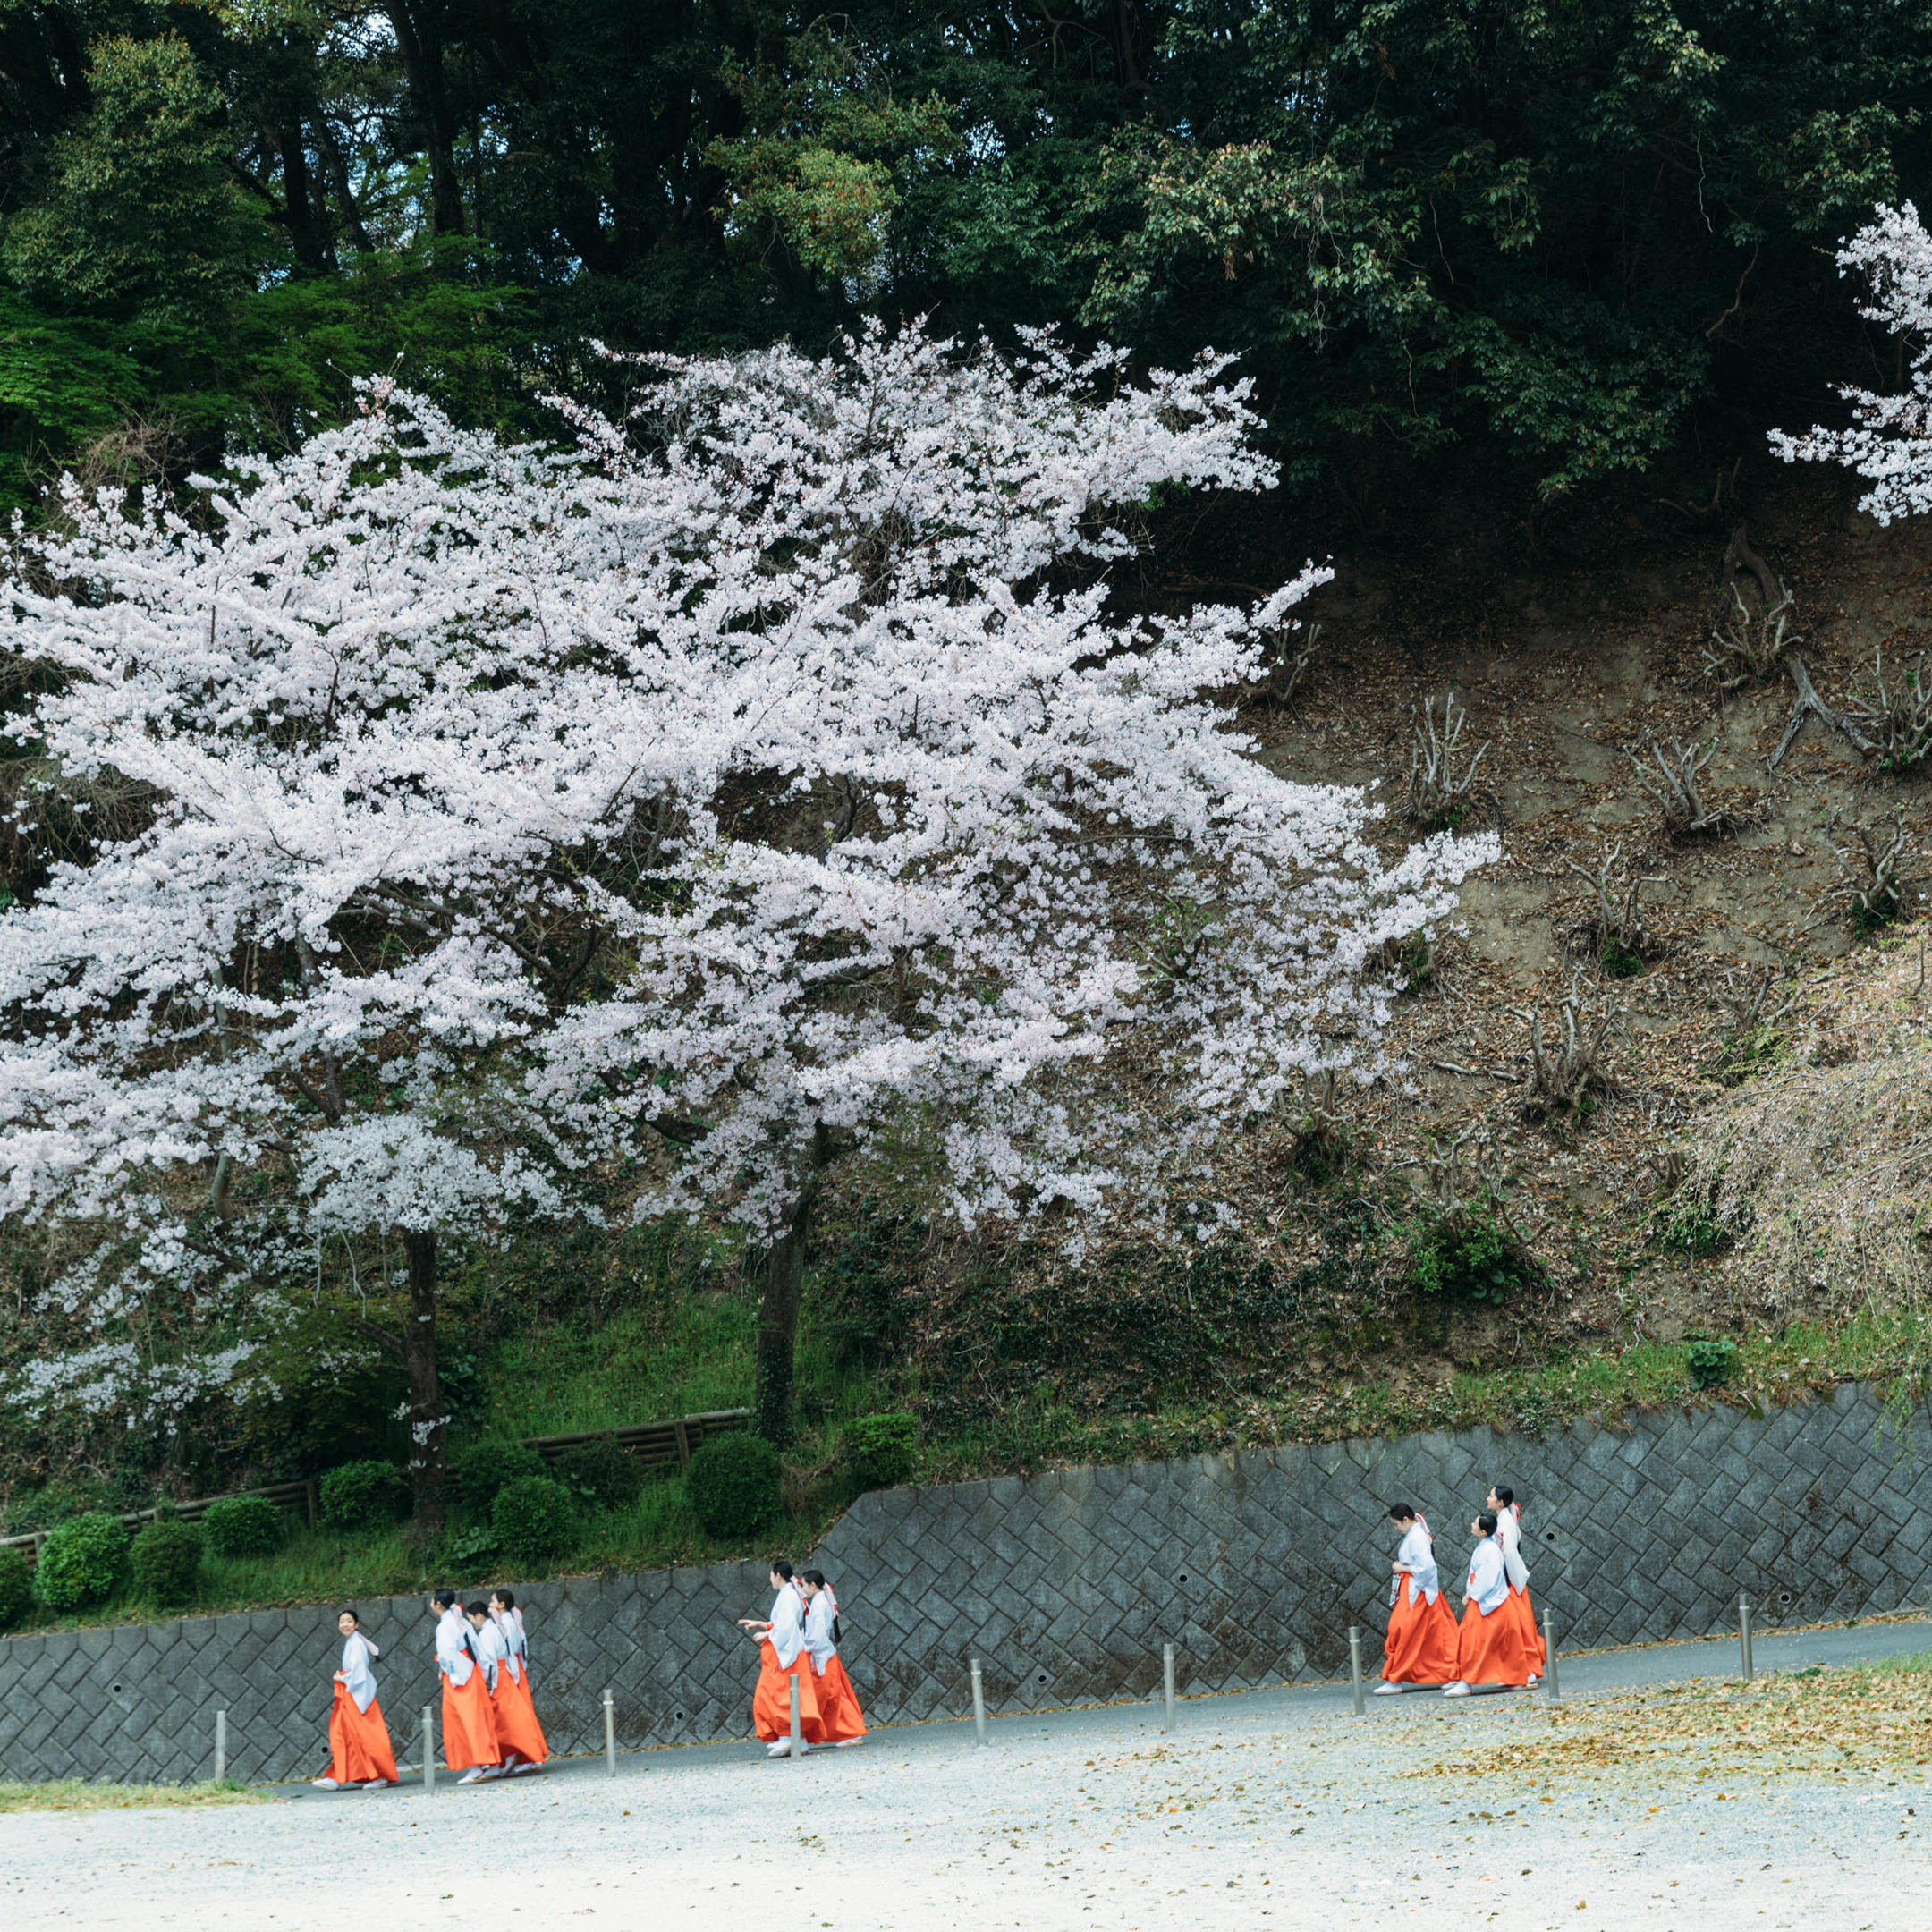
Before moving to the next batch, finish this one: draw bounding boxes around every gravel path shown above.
[7,1620,1928,1932]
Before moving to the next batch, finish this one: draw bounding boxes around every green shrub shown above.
[319,1460,407,1532]
[553,1436,642,1510]
[843,1411,918,1489]
[491,1475,574,1568]
[453,1439,547,1517]
[32,1512,131,1611]
[201,1495,284,1557]
[6,1473,112,1534]
[0,1546,30,1630]
[1410,1214,1540,1307]
[685,1431,782,1539]
[130,1519,204,1606]
[1688,1334,1741,1389]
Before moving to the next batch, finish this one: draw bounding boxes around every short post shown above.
[213,1709,227,1784]
[1739,1592,1754,1682]
[970,1658,987,1746]
[603,1687,617,1777]
[1348,1626,1365,1716]
[788,1673,803,1759]
[423,1707,436,1792]
[1543,1609,1559,1699]
[1163,1643,1176,1733]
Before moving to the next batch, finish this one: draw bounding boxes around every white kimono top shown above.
[1466,1538,1508,1615]
[436,1606,477,1688]
[766,1582,807,1669]
[491,1607,527,1684]
[802,1590,840,1675]
[1496,1504,1531,1592]
[339,1631,379,1714]
[471,1616,508,1691]
[1394,1519,1441,1606]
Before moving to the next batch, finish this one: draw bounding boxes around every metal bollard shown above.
[603,1688,617,1777]
[1739,1592,1754,1681]
[1543,1609,1559,1699]
[1163,1643,1176,1733]
[1348,1626,1365,1716]
[970,1658,987,1746]
[423,1707,436,1792]
[213,1709,226,1784]
[789,1673,803,1759]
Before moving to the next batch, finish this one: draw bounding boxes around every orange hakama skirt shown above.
[490,1665,549,1766]
[751,1640,825,1743]
[324,1681,399,1784]
[1454,1596,1530,1687]
[440,1669,501,1770]
[1503,1583,1546,1675]
[1383,1581,1460,1685]
[811,1655,868,1743]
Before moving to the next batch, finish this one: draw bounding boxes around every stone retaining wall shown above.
[2,1382,1927,1784]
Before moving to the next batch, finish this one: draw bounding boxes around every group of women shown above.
[1378,1483,1547,1694]
[310,1587,550,1789]
[738,1561,869,1755]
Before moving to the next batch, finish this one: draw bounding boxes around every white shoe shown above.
[834,1738,864,1748]
[511,1760,544,1775]
[360,1780,392,1791]
[766,1741,791,1758]
[1372,1682,1404,1695]
[458,1767,488,1784]
[310,1777,340,1790]
[1443,1683,1472,1698]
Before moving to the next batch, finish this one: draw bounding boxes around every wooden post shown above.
[213,1709,226,1784]
[970,1658,987,1745]
[1163,1644,1176,1732]
[305,1478,318,1526]
[603,1688,617,1776]
[1348,1626,1365,1716]
[1543,1609,1559,1698]
[423,1707,436,1791]
[673,1416,692,1469]
[788,1674,803,1759]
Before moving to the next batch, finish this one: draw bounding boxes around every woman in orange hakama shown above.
[432,1589,504,1784]
[1376,1506,1459,1691]
[1487,1485,1546,1681]
[801,1570,867,1745]
[1445,1513,1529,1695]
[738,1562,825,1757]
[312,1608,398,1789]
[487,1589,547,1773]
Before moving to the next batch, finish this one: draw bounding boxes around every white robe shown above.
[471,1617,508,1692]
[766,1582,807,1669]
[491,1608,527,1685]
[436,1607,477,1687]
[802,1592,839,1676]
[1496,1504,1531,1592]
[1466,1538,1509,1615]
[339,1631,379,1715]
[1394,1520,1441,1606]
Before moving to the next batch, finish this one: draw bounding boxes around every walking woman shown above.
[801,1570,867,1746]
[1376,1506,1459,1691]
[1487,1484,1546,1683]
[312,1608,399,1790]
[485,1589,548,1773]
[432,1589,503,1784]
[1445,1513,1530,1696]
[737,1560,824,1757]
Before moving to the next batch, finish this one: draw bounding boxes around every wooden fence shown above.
[0,1408,750,1566]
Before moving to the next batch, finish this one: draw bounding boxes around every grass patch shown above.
[0,1779,267,1810]
[1407,1649,1932,1786]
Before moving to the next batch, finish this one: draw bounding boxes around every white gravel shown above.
[5,1673,1927,1932]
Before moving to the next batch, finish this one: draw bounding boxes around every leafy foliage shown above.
[1409,1215,1541,1309]
[684,1432,783,1541]
[31,1512,129,1610]
[200,1496,284,1559]
[318,1462,407,1535]
[843,1411,918,1489]
[130,1518,204,1606]
[1688,1335,1742,1388]
[452,1441,549,1519]
[552,1436,643,1511]
[490,1475,574,1569]
[0,1546,30,1629]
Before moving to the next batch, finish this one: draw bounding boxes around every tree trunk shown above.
[753,1189,818,1446]
[401,1227,447,1534]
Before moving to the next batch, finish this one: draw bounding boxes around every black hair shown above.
[464,1601,490,1618]
[337,1606,360,1624]
[491,1589,515,1610]
[1491,1483,1515,1508]
[1477,1511,1498,1537]
[1386,1504,1416,1523]
[771,1559,794,1581]
[432,1589,458,1610]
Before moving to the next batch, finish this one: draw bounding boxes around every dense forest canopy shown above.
[0,0,1926,515]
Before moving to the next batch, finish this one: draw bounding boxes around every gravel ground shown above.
[6,1621,1928,1932]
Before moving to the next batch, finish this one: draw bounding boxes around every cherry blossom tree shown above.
[1771,201,1932,518]
[0,323,1497,1511]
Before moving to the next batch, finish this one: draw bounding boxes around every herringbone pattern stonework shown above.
[4,1384,1927,1783]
